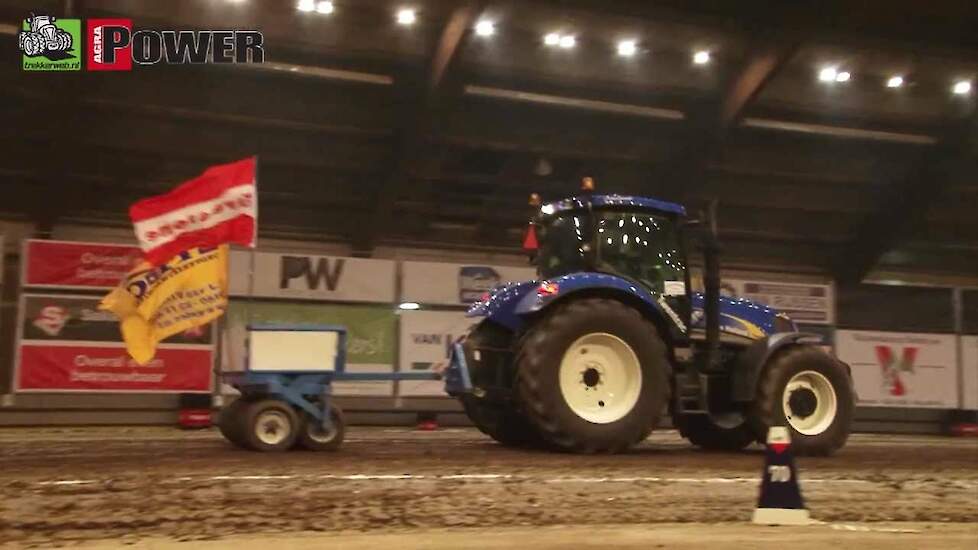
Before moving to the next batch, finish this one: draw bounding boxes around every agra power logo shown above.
[874,345,917,397]
[18,13,81,71]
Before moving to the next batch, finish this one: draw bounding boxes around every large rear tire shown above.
[677,414,755,452]
[516,298,670,453]
[751,345,853,456]
[460,395,541,447]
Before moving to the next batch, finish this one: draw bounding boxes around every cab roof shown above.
[541,194,686,218]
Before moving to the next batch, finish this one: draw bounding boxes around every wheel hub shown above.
[581,365,602,388]
[255,410,290,446]
[788,387,818,418]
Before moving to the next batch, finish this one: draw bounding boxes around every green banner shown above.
[227,301,394,365]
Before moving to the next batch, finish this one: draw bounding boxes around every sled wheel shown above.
[677,413,756,452]
[516,298,670,453]
[242,399,299,452]
[217,398,251,448]
[297,404,345,451]
[751,345,853,456]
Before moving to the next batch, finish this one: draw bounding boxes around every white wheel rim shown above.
[782,370,837,436]
[255,410,292,446]
[559,332,642,424]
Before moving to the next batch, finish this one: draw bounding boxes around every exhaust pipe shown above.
[702,200,721,369]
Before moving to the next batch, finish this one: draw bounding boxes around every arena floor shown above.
[0,427,975,548]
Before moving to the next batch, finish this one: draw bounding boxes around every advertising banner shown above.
[16,294,213,392]
[228,250,395,303]
[835,330,958,408]
[224,301,396,396]
[723,279,834,325]
[22,240,141,289]
[962,335,978,410]
[401,261,536,306]
[398,310,473,397]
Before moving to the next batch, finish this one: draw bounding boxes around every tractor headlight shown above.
[773,313,797,333]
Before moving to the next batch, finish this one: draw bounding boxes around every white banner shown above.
[402,261,536,306]
[398,310,473,397]
[836,330,958,408]
[724,279,834,325]
[962,335,978,410]
[229,250,395,303]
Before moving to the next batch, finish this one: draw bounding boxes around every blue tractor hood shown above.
[466,275,794,339]
[690,292,793,339]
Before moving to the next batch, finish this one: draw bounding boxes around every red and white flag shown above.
[130,157,257,265]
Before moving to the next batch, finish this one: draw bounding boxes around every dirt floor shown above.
[0,427,975,548]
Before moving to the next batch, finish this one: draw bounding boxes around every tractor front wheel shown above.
[461,395,542,447]
[515,298,670,453]
[751,345,853,456]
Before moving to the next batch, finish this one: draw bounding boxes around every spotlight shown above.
[544,32,560,46]
[398,302,421,310]
[835,71,850,82]
[558,35,576,49]
[396,8,416,25]
[617,39,637,57]
[818,67,837,82]
[693,50,710,64]
[315,0,334,14]
[297,0,315,12]
[953,80,972,95]
[474,20,494,37]
[886,75,904,88]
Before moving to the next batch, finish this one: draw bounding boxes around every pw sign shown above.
[88,18,264,71]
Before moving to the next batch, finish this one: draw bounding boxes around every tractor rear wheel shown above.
[677,414,756,452]
[751,345,853,456]
[515,298,670,453]
[461,395,542,447]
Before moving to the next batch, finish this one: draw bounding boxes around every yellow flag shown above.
[100,245,228,365]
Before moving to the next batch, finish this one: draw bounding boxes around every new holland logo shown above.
[874,345,916,396]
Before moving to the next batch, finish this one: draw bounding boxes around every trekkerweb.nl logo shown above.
[874,345,917,397]
[18,13,81,71]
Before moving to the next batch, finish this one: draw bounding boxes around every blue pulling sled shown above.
[218,324,441,452]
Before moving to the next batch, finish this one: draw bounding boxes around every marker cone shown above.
[752,426,812,525]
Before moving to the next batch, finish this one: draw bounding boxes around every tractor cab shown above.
[530,191,692,332]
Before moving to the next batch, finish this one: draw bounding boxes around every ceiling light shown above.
[818,67,837,82]
[952,80,972,95]
[315,0,334,14]
[398,302,421,310]
[558,35,576,49]
[474,20,494,37]
[297,0,315,12]
[544,32,560,46]
[693,50,710,64]
[835,71,851,82]
[617,40,637,57]
[396,8,416,25]
[886,75,904,88]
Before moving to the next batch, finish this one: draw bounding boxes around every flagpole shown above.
[247,155,259,332]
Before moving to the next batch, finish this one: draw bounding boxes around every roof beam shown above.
[353,1,483,254]
[833,108,978,284]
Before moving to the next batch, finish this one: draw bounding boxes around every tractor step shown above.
[674,372,707,414]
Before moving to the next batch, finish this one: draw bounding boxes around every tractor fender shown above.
[730,332,824,402]
[513,272,687,342]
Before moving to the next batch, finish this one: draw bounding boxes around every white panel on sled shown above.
[248,330,339,372]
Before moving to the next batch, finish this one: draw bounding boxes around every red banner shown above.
[23,240,141,289]
[17,344,212,392]
[131,157,257,266]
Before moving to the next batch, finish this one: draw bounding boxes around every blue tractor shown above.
[445,181,854,455]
